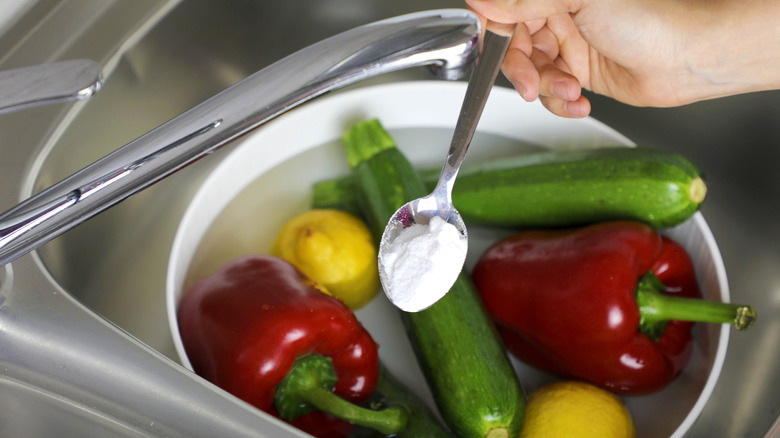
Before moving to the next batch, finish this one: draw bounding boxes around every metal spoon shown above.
[378,22,515,312]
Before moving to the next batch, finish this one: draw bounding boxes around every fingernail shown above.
[564,100,586,117]
[515,83,528,100]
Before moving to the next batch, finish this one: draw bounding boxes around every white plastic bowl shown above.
[166,81,729,438]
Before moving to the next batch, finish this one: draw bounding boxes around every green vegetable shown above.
[342,119,525,438]
[350,365,453,438]
[274,355,407,435]
[313,146,707,229]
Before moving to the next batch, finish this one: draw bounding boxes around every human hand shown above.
[466,0,778,118]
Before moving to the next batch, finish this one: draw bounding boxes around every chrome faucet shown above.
[0,8,479,266]
[0,59,102,114]
[0,9,480,437]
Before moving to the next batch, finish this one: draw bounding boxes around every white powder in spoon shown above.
[379,215,467,312]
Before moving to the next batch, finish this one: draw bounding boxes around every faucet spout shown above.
[0,9,480,266]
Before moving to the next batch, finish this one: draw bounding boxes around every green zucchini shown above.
[350,365,453,438]
[313,145,707,229]
[342,119,525,438]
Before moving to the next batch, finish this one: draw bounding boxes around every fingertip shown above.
[514,81,539,102]
[564,96,591,118]
[540,96,591,118]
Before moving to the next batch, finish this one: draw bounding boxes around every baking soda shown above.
[379,216,467,312]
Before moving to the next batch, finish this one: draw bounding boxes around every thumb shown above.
[464,0,581,24]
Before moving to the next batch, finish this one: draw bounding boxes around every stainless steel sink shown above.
[1,0,778,437]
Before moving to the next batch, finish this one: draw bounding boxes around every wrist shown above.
[683,1,780,101]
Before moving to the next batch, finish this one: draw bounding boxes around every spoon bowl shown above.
[377,22,515,312]
[381,192,467,238]
[377,192,468,312]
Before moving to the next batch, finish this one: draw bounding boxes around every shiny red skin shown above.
[178,255,378,434]
[472,221,699,395]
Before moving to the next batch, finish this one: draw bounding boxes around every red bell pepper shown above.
[472,221,756,395]
[177,255,407,436]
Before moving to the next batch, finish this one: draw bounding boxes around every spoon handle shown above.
[437,21,515,197]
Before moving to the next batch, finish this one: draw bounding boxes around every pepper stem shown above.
[274,355,408,435]
[637,272,757,341]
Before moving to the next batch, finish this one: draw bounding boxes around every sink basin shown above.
[1,0,778,437]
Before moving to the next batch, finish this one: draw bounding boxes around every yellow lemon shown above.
[520,381,636,438]
[272,209,379,309]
